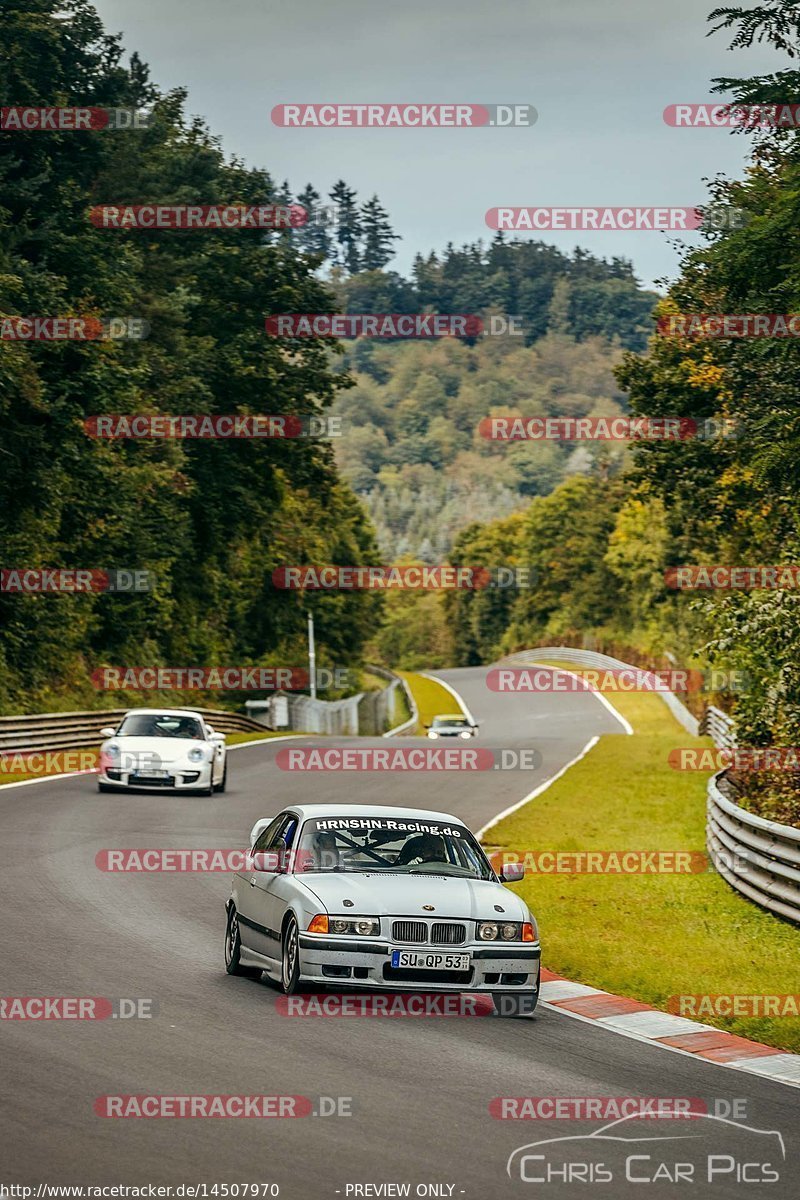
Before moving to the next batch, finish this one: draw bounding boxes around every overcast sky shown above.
[93,0,781,290]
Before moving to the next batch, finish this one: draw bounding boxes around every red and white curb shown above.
[540,968,800,1089]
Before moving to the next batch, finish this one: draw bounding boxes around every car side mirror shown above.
[99,727,116,739]
[211,732,226,743]
[500,862,525,883]
[249,817,273,849]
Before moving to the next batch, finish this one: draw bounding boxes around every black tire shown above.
[224,906,261,978]
[214,757,227,794]
[492,991,538,1018]
[280,916,302,995]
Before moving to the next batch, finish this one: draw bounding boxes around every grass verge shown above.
[398,671,465,735]
[486,671,800,1053]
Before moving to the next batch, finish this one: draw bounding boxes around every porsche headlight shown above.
[427,730,439,739]
[187,746,206,763]
[478,921,499,940]
[460,730,471,739]
[105,743,121,759]
[329,917,380,936]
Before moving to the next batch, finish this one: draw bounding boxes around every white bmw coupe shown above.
[97,708,228,795]
[225,804,539,1016]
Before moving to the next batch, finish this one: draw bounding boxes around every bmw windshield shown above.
[294,816,494,879]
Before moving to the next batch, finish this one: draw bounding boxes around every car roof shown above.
[122,708,206,719]
[433,713,468,720]
[278,803,467,825]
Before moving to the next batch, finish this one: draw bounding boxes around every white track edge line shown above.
[540,1000,800,1091]
[475,736,599,841]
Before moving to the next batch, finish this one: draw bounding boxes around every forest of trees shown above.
[423,1,800,822]
[6,0,800,828]
[0,0,382,712]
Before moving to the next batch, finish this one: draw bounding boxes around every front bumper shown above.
[297,934,540,991]
[97,764,212,791]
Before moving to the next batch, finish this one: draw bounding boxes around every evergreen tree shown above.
[329,180,362,273]
[360,194,399,270]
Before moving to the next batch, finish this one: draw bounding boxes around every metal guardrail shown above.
[707,771,800,925]
[0,707,265,754]
[501,645,700,736]
[700,704,736,749]
[364,664,419,736]
[502,646,800,923]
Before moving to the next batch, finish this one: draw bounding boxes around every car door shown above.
[237,813,299,965]
[235,814,286,957]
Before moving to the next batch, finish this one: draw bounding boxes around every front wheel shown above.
[225,907,261,978]
[280,916,302,994]
[492,991,538,1018]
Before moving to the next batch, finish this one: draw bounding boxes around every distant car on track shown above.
[225,803,539,1016]
[96,708,227,795]
[425,713,479,739]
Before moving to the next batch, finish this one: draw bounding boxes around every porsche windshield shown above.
[295,817,494,879]
[116,714,205,739]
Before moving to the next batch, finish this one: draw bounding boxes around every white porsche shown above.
[225,804,540,1016]
[97,708,228,795]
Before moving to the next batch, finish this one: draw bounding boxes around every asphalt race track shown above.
[1,666,797,1197]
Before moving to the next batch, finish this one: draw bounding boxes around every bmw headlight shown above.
[478,921,525,941]
[329,917,380,936]
[187,746,206,763]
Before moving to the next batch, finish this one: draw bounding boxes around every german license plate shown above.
[132,770,169,780]
[391,950,470,970]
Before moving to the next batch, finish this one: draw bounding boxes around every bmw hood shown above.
[298,871,529,922]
